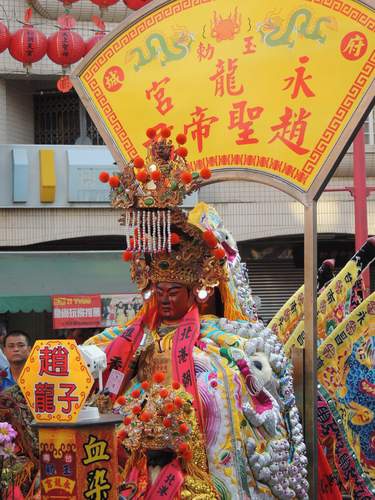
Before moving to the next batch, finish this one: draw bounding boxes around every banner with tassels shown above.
[281,258,360,353]
[284,259,360,353]
[268,284,304,345]
[282,237,375,353]
[317,293,375,491]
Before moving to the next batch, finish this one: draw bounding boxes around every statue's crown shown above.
[100,126,212,211]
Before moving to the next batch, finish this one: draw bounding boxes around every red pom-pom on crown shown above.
[146,127,156,139]
[176,133,187,145]
[99,171,109,183]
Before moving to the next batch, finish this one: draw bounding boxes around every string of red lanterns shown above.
[0,0,152,90]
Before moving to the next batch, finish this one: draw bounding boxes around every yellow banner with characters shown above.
[268,284,304,345]
[284,259,362,352]
[284,320,305,354]
[316,259,361,339]
[77,0,374,194]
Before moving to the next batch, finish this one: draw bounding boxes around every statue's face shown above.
[155,282,193,321]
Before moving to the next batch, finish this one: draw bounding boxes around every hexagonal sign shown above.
[19,340,94,423]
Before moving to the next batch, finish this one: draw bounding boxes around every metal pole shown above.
[353,127,370,294]
[304,202,318,499]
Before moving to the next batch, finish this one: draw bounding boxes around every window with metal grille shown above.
[34,89,104,145]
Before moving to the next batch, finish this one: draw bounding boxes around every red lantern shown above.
[0,21,10,54]
[47,15,85,68]
[123,0,152,10]
[58,0,81,6]
[9,9,47,70]
[56,75,73,93]
[90,0,120,13]
[85,16,106,55]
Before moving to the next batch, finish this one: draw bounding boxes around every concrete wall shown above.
[0,79,35,144]
[0,1,373,248]
[1,173,375,246]
[0,79,6,143]
[6,81,34,144]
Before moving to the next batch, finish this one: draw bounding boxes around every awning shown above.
[0,296,52,313]
[0,251,136,313]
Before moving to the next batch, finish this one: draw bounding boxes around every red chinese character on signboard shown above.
[283,56,315,99]
[196,42,215,61]
[103,66,124,93]
[184,106,219,153]
[145,77,174,116]
[39,345,69,376]
[243,36,256,55]
[57,383,79,414]
[269,107,311,155]
[228,100,264,145]
[340,31,368,61]
[35,382,55,413]
[209,58,244,97]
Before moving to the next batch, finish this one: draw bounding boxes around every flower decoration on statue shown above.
[115,372,196,462]
[0,422,19,494]
[0,370,7,390]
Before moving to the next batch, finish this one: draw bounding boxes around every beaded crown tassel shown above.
[99,126,212,254]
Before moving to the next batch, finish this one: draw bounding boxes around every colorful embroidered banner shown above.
[318,393,374,497]
[317,293,375,485]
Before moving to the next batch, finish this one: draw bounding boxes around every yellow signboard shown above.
[19,340,94,423]
[74,0,374,198]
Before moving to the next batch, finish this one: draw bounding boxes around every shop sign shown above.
[52,294,102,329]
[101,293,143,327]
[39,425,118,500]
[74,0,375,197]
[19,340,94,423]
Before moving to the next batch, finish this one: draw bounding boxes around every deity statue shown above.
[88,128,308,499]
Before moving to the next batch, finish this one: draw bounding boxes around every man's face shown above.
[3,335,31,365]
[155,282,193,321]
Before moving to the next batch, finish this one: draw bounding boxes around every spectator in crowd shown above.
[0,330,32,392]
[0,323,9,370]
[0,330,38,497]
